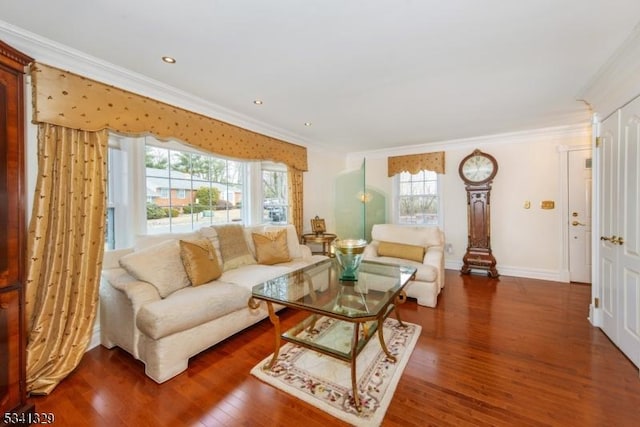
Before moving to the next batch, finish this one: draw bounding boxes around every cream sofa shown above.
[362,224,445,307]
[100,223,326,383]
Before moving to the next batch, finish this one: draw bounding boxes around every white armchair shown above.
[363,224,445,307]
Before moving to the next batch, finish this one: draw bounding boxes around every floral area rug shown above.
[250,316,421,426]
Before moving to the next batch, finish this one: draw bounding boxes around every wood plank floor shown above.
[29,270,640,426]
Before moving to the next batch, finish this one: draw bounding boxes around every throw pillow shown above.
[213,224,257,271]
[119,239,190,298]
[252,229,291,265]
[179,239,222,286]
[377,241,425,263]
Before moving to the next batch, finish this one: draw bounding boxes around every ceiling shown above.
[2,1,640,152]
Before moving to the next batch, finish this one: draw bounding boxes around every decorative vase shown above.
[333,238,367,281]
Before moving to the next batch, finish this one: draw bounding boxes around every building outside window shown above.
[144,144,245,234]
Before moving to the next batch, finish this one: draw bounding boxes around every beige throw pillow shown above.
[179,239,222,286]
[252,229,291,265]
[214,224,257,271]
[377,241,425,263]
[119,239,190,298]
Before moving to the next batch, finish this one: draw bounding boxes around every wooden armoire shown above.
[1,40,33,422]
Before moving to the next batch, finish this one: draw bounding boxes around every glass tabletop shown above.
[251,258,416,320]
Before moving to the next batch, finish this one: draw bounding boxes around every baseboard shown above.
[445,259,566,282]
[87,323,101,351]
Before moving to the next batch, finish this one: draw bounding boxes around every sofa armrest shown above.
[299,243,313,259]
[424,246,444,289]
[100,268,161,359]
[103,248,134,270]
[363,241,379,258]
[102,268,161,302]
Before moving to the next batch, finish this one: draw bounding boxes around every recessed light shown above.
[304,122,312,127]
[161,56,176,64]
[253,99,263,105]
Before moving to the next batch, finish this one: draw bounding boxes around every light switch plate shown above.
[541,200,555,209]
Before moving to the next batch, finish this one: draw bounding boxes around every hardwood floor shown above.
[29,271,640,426]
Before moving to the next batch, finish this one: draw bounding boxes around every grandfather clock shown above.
[1,41,34,422]
[459,149,499,277]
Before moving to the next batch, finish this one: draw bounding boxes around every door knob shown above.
[600,236,612,242]
[612,236,625,246]
[572,221,586,226]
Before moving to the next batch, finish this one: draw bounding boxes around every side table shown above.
[301,233,337,257]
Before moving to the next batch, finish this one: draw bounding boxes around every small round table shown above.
[301,233,337,257]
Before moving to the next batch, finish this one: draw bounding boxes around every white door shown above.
[599,111,620,342]
[568,149,592,283]
[597,97,640,369]
[617,98,640,368]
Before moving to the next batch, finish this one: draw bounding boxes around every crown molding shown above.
[0,20,312,147]
[578,22,640,120]
[347,123,591,161]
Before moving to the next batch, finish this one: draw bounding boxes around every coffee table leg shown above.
[394,290,407,328]
[377,317,397,363]
[264,301,281,370]
[351,323,361,411]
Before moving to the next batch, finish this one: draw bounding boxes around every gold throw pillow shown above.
[377,241,425,263]
[252,229,291,265]
[179,239,222,286]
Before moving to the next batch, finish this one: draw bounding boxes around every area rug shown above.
[250,316,421,427]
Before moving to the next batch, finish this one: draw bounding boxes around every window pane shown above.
[145,144,245,233]
[396,170,440,225]
[262,166,288,224]
[145,146,168,173]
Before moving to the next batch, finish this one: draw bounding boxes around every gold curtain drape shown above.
[25,123,108,395]
[31,62,307,172]
[288,169,304,238]
[387,151,445,176]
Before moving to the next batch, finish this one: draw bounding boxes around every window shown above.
[262,163,288,224]
[145,144,245,234]
[396,170,440,225]
[105,146,116,250]
[106,135,293,246]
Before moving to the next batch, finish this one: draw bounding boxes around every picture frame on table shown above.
[311,216,326,235]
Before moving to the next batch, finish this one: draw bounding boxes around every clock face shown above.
[460,154,496,183]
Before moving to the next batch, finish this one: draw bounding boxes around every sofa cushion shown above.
[214,224,257,271]
[252,229,291,265]
[136,281,250,340]
[377,241,425,262]
[246,224,303,259]
[179,239,222,286]
[371,224,443,248]
[119,239,190,298]
[369,255,438,283]
[196,226,224,262]
[220,264,293,291]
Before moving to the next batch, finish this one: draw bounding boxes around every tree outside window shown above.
[397,170,439,225]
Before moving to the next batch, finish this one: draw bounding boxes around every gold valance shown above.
[387,151,445,176]
[30,62,307,171]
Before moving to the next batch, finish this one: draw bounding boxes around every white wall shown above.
[302,147,346,235]
[346,125,590,281]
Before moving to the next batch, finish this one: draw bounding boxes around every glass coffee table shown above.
[249,258,416,410]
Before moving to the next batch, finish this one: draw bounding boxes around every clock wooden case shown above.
[459,149,499,277]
